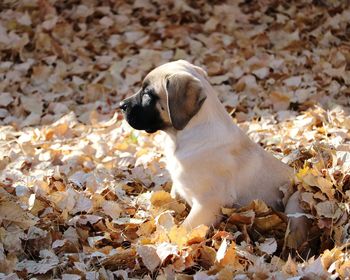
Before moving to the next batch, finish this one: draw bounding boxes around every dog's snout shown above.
[119,101,128,111]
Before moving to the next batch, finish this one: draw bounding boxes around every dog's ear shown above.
[193,65,209,80]
[165,72,207,130]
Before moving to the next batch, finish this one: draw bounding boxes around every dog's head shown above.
[119,60,207,133]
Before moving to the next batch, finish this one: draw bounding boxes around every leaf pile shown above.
[1,0,350,279]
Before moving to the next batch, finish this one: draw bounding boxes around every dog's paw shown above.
[182,202,221,230]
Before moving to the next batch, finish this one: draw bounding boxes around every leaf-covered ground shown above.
[1,0,350,279]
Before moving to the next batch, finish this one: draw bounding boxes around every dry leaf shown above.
[256,238,277,255]
[137,245,161,272]
[1,1,350,278]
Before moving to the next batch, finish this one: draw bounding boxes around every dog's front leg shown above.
[181,201,221,230]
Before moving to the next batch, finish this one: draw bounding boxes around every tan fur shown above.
[143,60,307,246]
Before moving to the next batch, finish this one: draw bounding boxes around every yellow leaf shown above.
[151,191,186,214]
[54,123,69,136]
[282,255,298,276]
[218,241,243,269]
[217,266,235,280]
[296,166,310,181]
[136,148,149,157]
[115,142,129,151]
[250,199,270,214]
[45,129,54,140]
[338,260,350,278]
[137,220,156,237]
[187,225,209,245]
[321,247,342,270]
[151,190,172,208]
[168,226,188,247]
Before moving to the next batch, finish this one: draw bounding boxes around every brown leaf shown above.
[101,248,136,270]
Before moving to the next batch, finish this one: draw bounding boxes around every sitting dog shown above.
[119,60,306,243]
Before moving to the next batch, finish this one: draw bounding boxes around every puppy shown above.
[119,60,306,243]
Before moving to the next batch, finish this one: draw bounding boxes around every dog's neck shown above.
[163,84,248,157]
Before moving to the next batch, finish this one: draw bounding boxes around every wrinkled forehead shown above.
[143,60,195,86]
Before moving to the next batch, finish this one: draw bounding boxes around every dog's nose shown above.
[119,101,128,111]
